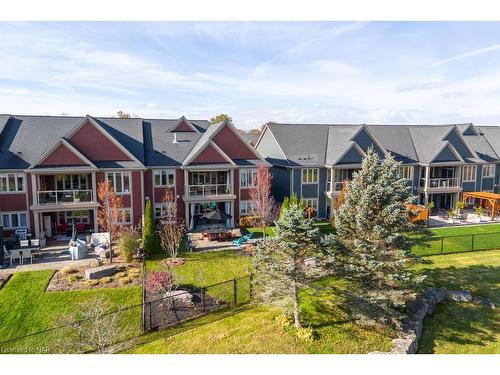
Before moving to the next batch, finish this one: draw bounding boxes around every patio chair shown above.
[20,240,29,247]
[232,236,247,247]
[243,232,254,241]
[10,249,21,267]
[21,249,33,264]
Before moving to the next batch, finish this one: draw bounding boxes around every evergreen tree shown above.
[253,202,324,328]
[334,148,429,328]
[279,194,304,219]
[142,199,160,255]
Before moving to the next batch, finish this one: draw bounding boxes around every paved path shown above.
[0,257,100,276]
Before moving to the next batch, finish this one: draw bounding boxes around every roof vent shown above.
[173,133,179,144]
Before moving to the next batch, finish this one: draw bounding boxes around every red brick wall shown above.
[39,144,88,166]
[0,193,27,212]
[132,171,142,226]
[70,121,131,161]
[234,169,240,224]
[144,170,153,201]
[175,169,185,221]
[213,126,258,160]
[192,145,227,164]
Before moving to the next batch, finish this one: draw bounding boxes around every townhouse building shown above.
[0,114,266,238]
[255,123,500,219]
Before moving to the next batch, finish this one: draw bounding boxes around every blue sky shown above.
[2,22,500,129]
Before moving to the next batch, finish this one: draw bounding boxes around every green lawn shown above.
[415,250,500,354]
[127,277,395,354]
[0,270,141,352]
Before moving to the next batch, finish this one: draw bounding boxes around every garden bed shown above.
[47,262,142,292]
[0,274,12,291]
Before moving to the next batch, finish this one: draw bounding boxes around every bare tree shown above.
[58,298,120,354]
[158,189,185,260]
[97,181,124,263]
[249,164,278,237]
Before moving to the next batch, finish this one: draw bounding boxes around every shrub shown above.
[118,276,132,286]
[295,326,314,343]
[60,267,78,276]
[274,314,292,328]
[145,271,174,295]
[119,227,138,262]
[66,274,81,283]
[142,199,160,254]
[100,276,113,284]
[84,280,99,287]
[127,268,141,278]
[115,271,127,278]
[239,215,258,228]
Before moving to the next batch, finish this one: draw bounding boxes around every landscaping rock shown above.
[164,290,193,304]
[446,290,472,303]
[473,296,495,309]
[85,264,117,280]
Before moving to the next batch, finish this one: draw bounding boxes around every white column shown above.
[184,170,189,196]
[91,172,97,202]
[31,173,37,205]
[34,212,40,238]
[93,208,98,233]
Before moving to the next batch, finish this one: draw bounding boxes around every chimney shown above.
[173,132,179,144]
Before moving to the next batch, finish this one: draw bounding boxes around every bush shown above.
[66,274,81,283]
[145,271,174,295]
[274,314,292,328]
[119,228,138,262]
[115,271,127,278]
[118,276,132,286]
[127,268,141,278]
[84,279,99,287]
[60,267,78,276]
[100,276,113,284]
[239,215,258,228]
[295,326,314,343]
[142,199,161,254]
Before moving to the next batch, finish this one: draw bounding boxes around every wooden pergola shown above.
[462,191,500,221]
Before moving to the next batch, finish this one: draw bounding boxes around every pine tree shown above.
[253,201,324,328]
[142,199,160,255]
[334,148,429,328]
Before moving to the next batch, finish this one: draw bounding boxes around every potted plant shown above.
[474,206,483,223]
[448,209,457,223]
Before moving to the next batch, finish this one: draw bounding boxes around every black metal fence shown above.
[413,231,500,256]
[0,274,252,354]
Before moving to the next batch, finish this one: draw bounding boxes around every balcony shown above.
[187,184,231,197]
[37,189,94,206]
[419,178,461,190]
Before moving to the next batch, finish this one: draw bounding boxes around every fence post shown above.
[233,277,237,305]
[249,273,253,301]
[148,301,152,331]
[440,237,444,255]
[201,287,206,312]
[471,234,475,251]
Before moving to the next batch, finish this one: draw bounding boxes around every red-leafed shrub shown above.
[145,271,174,295]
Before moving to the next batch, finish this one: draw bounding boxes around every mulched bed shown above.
[0,274,12,291]
[162,258,186,267]
[46,261,142,292]
[144,288,225,330]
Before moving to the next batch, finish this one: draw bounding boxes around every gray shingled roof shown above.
[262,122,500,167]
[267,123,331,166]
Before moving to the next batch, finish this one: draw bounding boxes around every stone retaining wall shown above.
[372,287,495,354]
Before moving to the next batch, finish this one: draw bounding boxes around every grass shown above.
[127,277,395,354]
[415,250,500,354]
[0,270,141,351]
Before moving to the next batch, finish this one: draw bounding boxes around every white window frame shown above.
[239,200,255,216]
[463,165,477,182]
[482,164,495,178]
[0,173,25,193]
[56,174,89,190]
[154,202,177,219]
[153,169,175,187]
[397,166,413,181]
[302,168,319,184]
[303,198,318,211]
[240,168,257,189]
[107,172,131,194]
[119,208,132,224]
[1,211,28,229]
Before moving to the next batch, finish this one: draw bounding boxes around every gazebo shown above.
[462,191,500,221]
